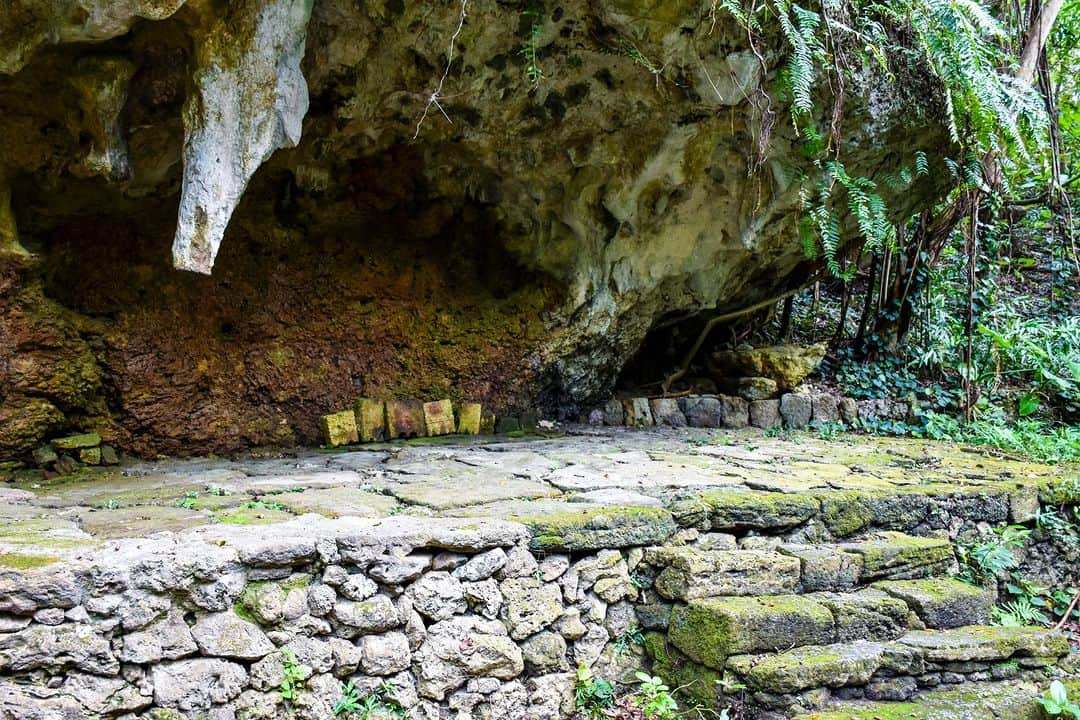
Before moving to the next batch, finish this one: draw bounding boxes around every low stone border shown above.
[588,394,914,431]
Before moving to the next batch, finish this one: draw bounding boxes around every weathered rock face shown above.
[0,0,949,456]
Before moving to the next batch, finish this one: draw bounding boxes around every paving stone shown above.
[391,475,558,510]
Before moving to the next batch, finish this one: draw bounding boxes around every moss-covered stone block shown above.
[51,433,101,450]
[668,595,835,670]
[792,678,1061,719]
[457,402,482,434]
[727,640,886,694]
[648,547,800,600]
[698,489,820,531]
[643,631,722,707]
[836,532,953,581]
[897,625,1071,663]
[320,410,358,447]
[810,589,909,643]
[523,505,677,552]
[479,411,496,434]
[386,400,426,439]
[875,578,993,629]
[817,491,876,537]
[353,398,386,442]
[79,447,101,465]
[423,399,455,436]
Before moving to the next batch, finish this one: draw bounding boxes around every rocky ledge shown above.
[1,429,1077,719]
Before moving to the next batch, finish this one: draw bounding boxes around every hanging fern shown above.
[714,0,1049,279]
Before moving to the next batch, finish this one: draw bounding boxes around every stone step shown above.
[780,532,955,589]
[667,592,897,669]
[665,580,1032,673]
[645,547,802,600]
[724,626,1070,711]
[874,577,994,629]
[793,679,1080,720]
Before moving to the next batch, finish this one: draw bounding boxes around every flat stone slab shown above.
[836,532,955,581]
[385,475,559,510]
[794,679,1077,720]
[451,500,677,552]
[875,578,993,629]
[74,506,212,539]
[647,547,801,599]
[266,486,399,517]
[727,640,887,693]
[897,625,1071,662]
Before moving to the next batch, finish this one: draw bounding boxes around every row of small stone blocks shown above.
[322,399,496,447]
[31,432,121,471]
[593,394,912,430]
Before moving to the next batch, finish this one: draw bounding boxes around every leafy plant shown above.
[520,7,545,86]
[279,648,307,703]
[956,525,1030,584]
[1037,680,1080,718]
[574,664,615,719]
[992,596,1049,626]
[334,680,407,719]
[614,627,646,657]
[634,672,678,719]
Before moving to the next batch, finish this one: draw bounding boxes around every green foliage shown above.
[520,8,545,86]
[992,596,1049,626]
[716,0,1050,279]
[614,627,646,656]
[810,420,845,440]
[1037,680,1080,719]
[334,680,407,719]
[634,673,679,719]
[920,411,1080,462]
[242,500,285,512]
[574,664,616,719]
[279,649,307,704]
[956,525,1030,584]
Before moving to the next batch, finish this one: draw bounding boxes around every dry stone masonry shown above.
[1,429,1077,719]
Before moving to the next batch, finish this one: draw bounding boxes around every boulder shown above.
[709,344,827,390]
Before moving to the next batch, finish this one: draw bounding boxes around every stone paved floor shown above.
[1,426,1071,568]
